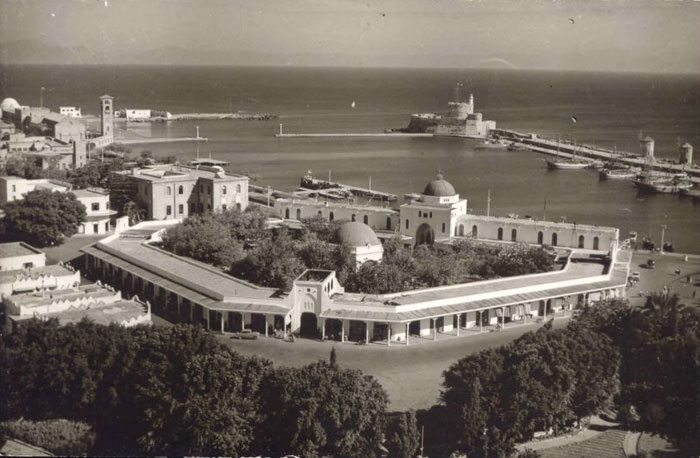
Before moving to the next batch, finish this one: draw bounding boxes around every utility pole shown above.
[660,224,667,254]
[420,425,425,458]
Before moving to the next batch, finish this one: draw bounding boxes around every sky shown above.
[1,0,699,73]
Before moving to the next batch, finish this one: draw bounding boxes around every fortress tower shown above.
[99,95,114,138]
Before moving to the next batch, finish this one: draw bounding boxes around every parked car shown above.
[231,329,259,340]
[631,271,641,281]
[646,259,656,269]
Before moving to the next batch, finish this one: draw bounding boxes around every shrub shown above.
[0,419,95,455]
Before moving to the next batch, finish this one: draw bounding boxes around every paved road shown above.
[218,319,568,411]
[628,251,700,307]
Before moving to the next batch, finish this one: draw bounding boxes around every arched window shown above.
[497,227,503,241]
[441,222,446,233]
[593,236,599,250]
[386,217,391,230]
[363,215,369,225]
[296,208,301,220]
[578,235,585,249]
[329,212,334,222]
[552,233,558,246]
[236,184,241,193]
[511,229,517,242]
[178,185,184,195]
[222,185,227,195]
[351,214,356,222]
[472,225,477,238]
[405,219,409,230]
[285,208,290,219]
[166,186,172,196]
[537,231,544,245]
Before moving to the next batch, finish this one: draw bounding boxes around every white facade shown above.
[72,188,118,235]
[0,242,46,271]
[125,109,152,120]
[0,176,72,204]
[59,106,82,118]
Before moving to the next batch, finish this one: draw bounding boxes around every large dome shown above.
[334,222,380,247]
[423,175,456,197]
[0,97,20,112]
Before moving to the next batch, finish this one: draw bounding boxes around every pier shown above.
[494,129,700,184]
[275,132,434,138]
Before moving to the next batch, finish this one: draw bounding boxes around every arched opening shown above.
[285,208,290,219]
[458,224,465,236]
[226,312,242,332]
[578,235,585,249]
[363,215,369,225]
[593,236,600,250]
[352,214,357,222]
[511,229,517,242]
[497,227,503,241]
[537,231,544,245]
[296,208,301,220]
[348,321,367,342]
[166,186,172,196]
[386,217,392,230]
[300,313,318,338]
[472,225,478,238]
[552,233,558,246]
[236,184,241,193]
[405,219,409,230]
[329,211,334,222]
[235,203,241,211]
[222,185,227,195]
[435,316,444,332]
[178,185,184,195]
[415,223,435,246]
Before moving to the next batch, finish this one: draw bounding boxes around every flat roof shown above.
[71,188,108,198]
[0,242,43,258]
[121,165,247,183]
[11,299,149,326]
[0,264,77,284]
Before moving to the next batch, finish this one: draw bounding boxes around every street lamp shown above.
[660,224,667,254]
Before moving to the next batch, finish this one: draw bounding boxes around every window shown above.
[351,214,356,222]
[22,262,33,269]
[285,208,290,219]
[105,222,109,232]
[190,203,196,214]
[236,184,241,193]
[593,236,600,250]
[459,225,465,236]
[429,212,433,218]
[363,215,369,224]
[318,210,323,216]
[537,231,544,245]
[296,209,301,219]
[236,203,241,210]
[178,204,184,214]
[419,211,422,217]
[552,233,558,246]
[497,227,503,240]
[166,186,172,196]
[106,202,110,210]
[91,202,100,211]
[441,222,446,233]
[329,212,334,222]
[386,217,391,230]
[405,219,409,230]
[578,235,585,249]
[178,185,184,195]
[511,229,517,242]
[222,185,227,195]
[93,223,99,233]
[472,225,477,238]
[222,204,227,210]
[166,205,172,216]
[208,186,212,194]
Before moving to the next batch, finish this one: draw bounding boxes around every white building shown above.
[0,176,72,204]
[0,242,46,272]
[125,109,152,120]
[71,188,119,235]
[59,106,82,118]
[333,222,384,267]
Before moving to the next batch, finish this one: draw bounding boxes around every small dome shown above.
[680,142,693,149]
[640,136,654,143]
[334,222,380,247]
[1,97,20,112]
[423,174,456,197]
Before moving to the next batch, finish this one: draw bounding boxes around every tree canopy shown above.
[1,189,86,246]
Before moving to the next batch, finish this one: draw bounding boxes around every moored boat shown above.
[633,172,693,194]
[599,167,637,180]
[546,159,590,170]
[475,139,509,150]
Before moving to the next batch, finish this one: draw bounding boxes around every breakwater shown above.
[275,132,434,138]
[495,129,700,184]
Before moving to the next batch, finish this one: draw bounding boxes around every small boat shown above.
[507,142,529,151]
[545,140,591,170]
[599,163,638,180]
[475,139,509,150]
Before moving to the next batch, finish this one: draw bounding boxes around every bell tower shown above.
[99,95,114,138]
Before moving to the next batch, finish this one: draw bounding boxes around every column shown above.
[220,313,224,333]
[321,318,326,340]
[405,323,409,345]
[387,323,391,347]
[365,322,370,344]
[433,319,437,341]
[264,314,269,337]
[341,320,346,343]
[501,307,505,329]
[456,314,460,337]
[240,312,245,331]
[543,300,547,320]
[479,312,483,332]
[205,309,210,330]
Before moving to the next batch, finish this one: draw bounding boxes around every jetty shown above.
[275,132,434,138]
[494,129,700,184]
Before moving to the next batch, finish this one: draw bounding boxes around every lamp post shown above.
[660,224,667,254]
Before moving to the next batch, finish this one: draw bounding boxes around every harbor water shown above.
[1,65,699,252]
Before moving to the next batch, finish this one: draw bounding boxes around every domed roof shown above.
[423,174,456,197]
[334,222,380,247]
[681,142,693,149]
[0,97,20,112]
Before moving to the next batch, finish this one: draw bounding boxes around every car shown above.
[630,271,641,281]
[646,259,656,269]
[231,329,260,340]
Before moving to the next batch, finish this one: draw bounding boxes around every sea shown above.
[2,65,699,253]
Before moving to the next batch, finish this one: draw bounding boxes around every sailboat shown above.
[351,100,356,108]
[546,140,590,170]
